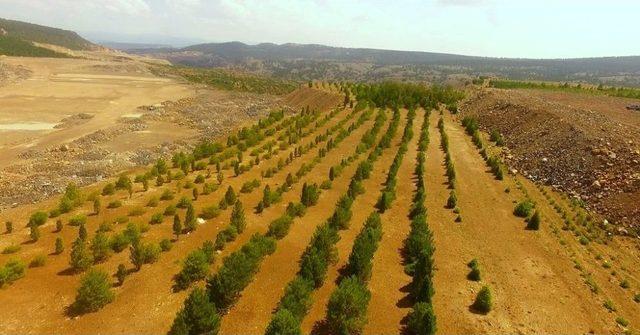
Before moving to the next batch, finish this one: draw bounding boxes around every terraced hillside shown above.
[0,82,639,335]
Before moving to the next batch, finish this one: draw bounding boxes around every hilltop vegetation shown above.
[0,35,70,58]
[131,41,640,87]
[488,79,640,100]
[0,17,93,50]
[151,65,297,95]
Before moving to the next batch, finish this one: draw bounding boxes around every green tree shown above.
[527,210,541,230]
[230,201,246,233]
[71,268,114,314]
[224,186,236,206]
[265,309,302,335]
[473,286,493,314]
[407,302,436,335]
[69,237,93,272]
[326,276,371,335]
[173,214,182,240]
[192,188,199,201]
[168,287,220,335]
[184,203,197,233]
[91,232,111,263]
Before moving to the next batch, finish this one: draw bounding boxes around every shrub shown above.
[407,302,436,335]
[149,213,164,225]
[55,237,64,254]
[160,239,173,252]
[616,317,629,327]
[107,200,122,209]
[472,286,492,314]
[5,221,12,233]
[30,224,40,242]
[168,287,220,335]
[177,196,191,209]
[97,221,113,233]
[29,211,48,227]
[0,259,26,287]
[29,254,46,268]
[240,179,261,193]
[527,211,541,230]
[164,204,177,216]
[326,276,371,335]
[265,309,301,335]
[109,233,130,253]
[147,196,159,207]
[128,207,146,217]
[376,191,394,212]
[513,200,534,218]
[174,249,210,291]
[160,189,175,201]
[633,293,640,303]
[344,212,382,282]
[2,245,20,254]
[603,299,616,312]
[267,215,294,239]
[116,264,127,286]
[68,214,87,227]
[214,226,238,250]
[71,268,114,314]
[130,241,161,271]
[320,180,332,190]
[286,202,306,218]
[102,183,115,196]
[467,259,481,281]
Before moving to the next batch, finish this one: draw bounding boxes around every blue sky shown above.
[0,0,638,58]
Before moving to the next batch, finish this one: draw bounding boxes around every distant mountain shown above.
[99,41,172,51]
[0,17,94,50]
[132,42,640,87]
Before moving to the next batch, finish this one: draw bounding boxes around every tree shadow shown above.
[21,239,37,245]
[396,294,413,308]
[468,304,489,315]
[57,267,77,276]
[310,319,331,335]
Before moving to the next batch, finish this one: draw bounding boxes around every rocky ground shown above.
[461,88,640,235]
[0,91,282,209]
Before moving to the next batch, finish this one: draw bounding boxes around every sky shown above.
[0,0,638,59]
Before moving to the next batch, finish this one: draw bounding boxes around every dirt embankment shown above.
[461,88,640,233]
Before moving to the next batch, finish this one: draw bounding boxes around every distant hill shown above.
[99,41,172,51]
[0,17,94,54]
[0,35,70,58]
[132,42,640,87]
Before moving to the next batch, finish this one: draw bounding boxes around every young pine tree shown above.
[230,201,246,234]
[173,214,182,240]
[184,203,197,233]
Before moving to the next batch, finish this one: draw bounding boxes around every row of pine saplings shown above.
[167,104,392,334]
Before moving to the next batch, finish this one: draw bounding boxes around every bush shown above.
[513,200,534,218]
[55,237,64,254]
[174,249,210,291]
[326,276,371,335]
[71,269,114,314]
[69,214,87,226]
[472,286,492,314]
[265,309,302,335]
[267,215,294,239]
[102,183,115,196]
[286,202,306,218]
[128,207,146,217]
[0,259,26,287]
[168,287,220,335]
[160,189,175,201]
[164,204,177,216]
[107,200,122,209]
[176,196,192,209]
[29,254,47,268]
[160,239,173,252]
[30,224,40,242]
[467,259,481,281]
[2,244,20,254]
[320,180,332,190]
[130,241,161,271]
[109,233,130,253]
[29,211,48,227]
[116,264,127,286]
[527,211,541,230]
[147,196,159,207]
[407,302,436,335]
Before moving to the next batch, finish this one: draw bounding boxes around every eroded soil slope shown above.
[461,88,640,232]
